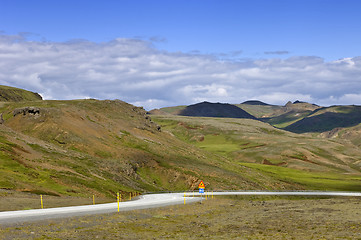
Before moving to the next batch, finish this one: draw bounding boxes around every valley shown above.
[0,85,361,210]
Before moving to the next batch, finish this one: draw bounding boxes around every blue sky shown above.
[1,0,361,109]
[2,0,361,60]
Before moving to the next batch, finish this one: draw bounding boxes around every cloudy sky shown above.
[1,0,361,109]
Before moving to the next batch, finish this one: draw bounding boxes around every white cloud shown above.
[0,33,361,109]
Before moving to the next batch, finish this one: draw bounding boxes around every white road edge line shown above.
[1,191,360,225]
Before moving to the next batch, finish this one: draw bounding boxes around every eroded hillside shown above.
[0,99,304,198]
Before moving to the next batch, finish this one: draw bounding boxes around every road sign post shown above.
[198,181,205,204]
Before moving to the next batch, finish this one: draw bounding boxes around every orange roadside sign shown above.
[198,181,205,189]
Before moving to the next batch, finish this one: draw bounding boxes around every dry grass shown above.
[1,196,360,239]
[0,190,114,211]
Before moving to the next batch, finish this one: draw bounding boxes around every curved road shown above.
[1,191,361,225]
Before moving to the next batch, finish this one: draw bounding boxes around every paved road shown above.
[1,191,360,225]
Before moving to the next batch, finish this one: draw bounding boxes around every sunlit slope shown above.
[284,105,361,133]
[152,115,361,191]
[0,99,306,197]
[320,122,361,147]
[235,102,283,118]
[0,85,42,102]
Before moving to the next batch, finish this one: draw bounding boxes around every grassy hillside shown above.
[158,105,187,115]
[152,115,361,191]
[284,105,361,133]
[0,85,42,102]
[235,103,283,118]
[1,92,361,201]
[237,102,361,135]
[263,110,314,128]
[179,102,256,119]
[0,99,308,199]
[320,122,361,147]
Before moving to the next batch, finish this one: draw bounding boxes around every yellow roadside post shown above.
[93,195,95,205]
[212,191,214,199]
[40,195,43,209]
[129,192,132,201]
[117,192,120,212]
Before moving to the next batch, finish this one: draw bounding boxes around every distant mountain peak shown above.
[285,100,319,108]
[241,100,270,106]
[179,102,256,119]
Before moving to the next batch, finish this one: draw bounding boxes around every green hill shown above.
[236,103,282,118]
[284,105,361,133]
[0,97,306,199]
[238,101,361,135]
[321,122,361,147]
[1,87,361,200]
[156,105,187,115]
[151,114,361,191]
[179,102,256,119]
[0,85,42,102]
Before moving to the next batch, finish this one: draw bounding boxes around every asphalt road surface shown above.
[1,191,361,225]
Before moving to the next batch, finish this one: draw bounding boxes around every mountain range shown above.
[150,100,361,134]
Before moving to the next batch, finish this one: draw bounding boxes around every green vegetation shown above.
[159,105,187,114]
[2,97,301,199]
[1,85,361,202]
[195,135,240,156]
[0,85,42,102]
[152,115,361,191]
[282,106,361,133]
[241,163,361,191]
[235,103,282,118]
[264,110,311,128]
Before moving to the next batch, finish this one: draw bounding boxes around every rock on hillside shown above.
[0,85,42,102]
[179,101,256,119]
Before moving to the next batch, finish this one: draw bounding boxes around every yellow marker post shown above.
[212,191,214,199]
[129,192,132,201]
[93,195,95,205]
[117,192,120,212]
[40,195,43,209]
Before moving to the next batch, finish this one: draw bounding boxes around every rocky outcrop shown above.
[13,107,40,117]
[130,106,161,132]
